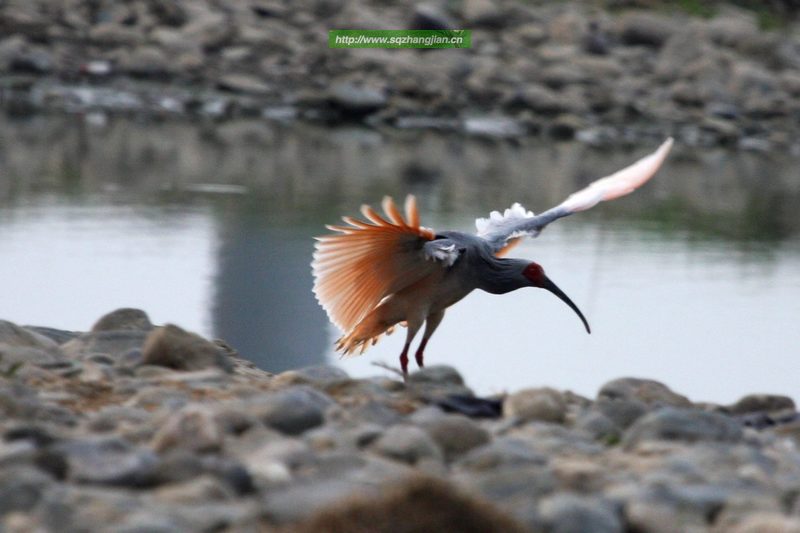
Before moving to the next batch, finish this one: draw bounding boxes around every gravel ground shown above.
[1,308,800,531]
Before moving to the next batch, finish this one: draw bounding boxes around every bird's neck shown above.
[478,257,531,295]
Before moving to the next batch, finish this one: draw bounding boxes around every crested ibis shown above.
[312,138,674,375]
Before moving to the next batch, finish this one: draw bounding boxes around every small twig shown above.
[371,361,405,380]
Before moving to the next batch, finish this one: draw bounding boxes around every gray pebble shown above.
[598,377,692,408]
[539,493,623,533]
[0,465,53,514]
[408,365,465,386]
[505,387,567,424]
[574,410,621,443]
[594,396,647,430]
[371,424,443,465]
[151,405,224,454]
[91,308,153,333]
[141,325,232,372]
[730,394,795,415]
[456,437,547,472]
[412,410,491,462]
[62,330,149,361]
[251,386,332,435]
[0,320,60,351]
[51,437,159,487]
[624,407,743,447]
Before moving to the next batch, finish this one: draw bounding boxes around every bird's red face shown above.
[522,262,546,287]
[522,261,591,334]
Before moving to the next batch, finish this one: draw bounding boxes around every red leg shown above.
[399,342,410,376]
[414,338,429,368]
[414,310,444,370]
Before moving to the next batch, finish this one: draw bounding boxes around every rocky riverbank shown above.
[1,1,800,149]
[1,308,800,531]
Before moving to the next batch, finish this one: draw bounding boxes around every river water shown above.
[1,114,798,403]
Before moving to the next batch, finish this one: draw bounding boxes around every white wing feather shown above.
[475,203,537,240]
[475,138,674,253]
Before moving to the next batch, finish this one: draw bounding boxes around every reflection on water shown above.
[0,115,798,402]
[212,210,327,371]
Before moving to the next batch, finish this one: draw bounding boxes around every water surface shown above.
[1,115,798,403]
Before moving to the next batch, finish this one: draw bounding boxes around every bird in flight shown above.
[312,138,673,376]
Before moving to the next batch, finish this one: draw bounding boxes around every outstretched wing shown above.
[477,138,673,254]
[312,195,453,334]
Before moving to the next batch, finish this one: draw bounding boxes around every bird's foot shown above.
[399,352,409,376]
[414,338,428,368]
[414,349,424,368]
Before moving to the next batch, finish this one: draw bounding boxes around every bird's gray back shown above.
[436,231,499,280]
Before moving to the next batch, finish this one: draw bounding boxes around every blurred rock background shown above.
[1,0,799,147]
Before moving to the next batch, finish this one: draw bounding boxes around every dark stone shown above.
[574,411,620,442]
[623,407,743,447]
[0,383,76,426]
[141,324,232,372]
[456,437,547,472]
[436,394,503,418]
[371,425,443,465]
[347,401,403,427]
[0,345,63,367]
[91,308,153,332]
[504,388,567,424]
[199,455,256,495]
[120,46,173,78]
[217,74,272,96]
[600,378,688,405]
[410,4,455,30]
[0,466,53,514]
[149,2,188,26]
[583,22,610,55]
[148,451,206,486]
[506,85,570,115]
[9,48,53,74]
[293,365,350,383]
[463,464,557,504]
[539,493,623,533]
[548,115,582,140]
[263,476,379,524]
[0,320,59,350]
[408,365,464,387]
[62,330,149,360]
[33,449,68,480]
[328,83,387,118]
[413,411,491,462]
[253,386,332,435]
[707,102,740,120]
[730,394,795,415]
[463,0,511,29]
[5,424,58,447]
[23,326,80,345]
[618,13,677,48]
[51,437,160,487]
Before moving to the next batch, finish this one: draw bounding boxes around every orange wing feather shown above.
[312,195,437,341]
[494,237,521,257]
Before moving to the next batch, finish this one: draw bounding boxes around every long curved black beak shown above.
[541,277,591,334]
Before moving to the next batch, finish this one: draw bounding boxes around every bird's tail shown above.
[335,312,403,357]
